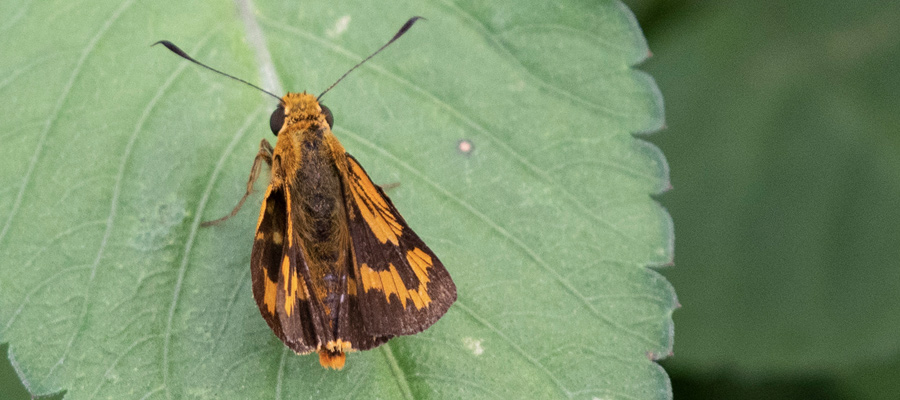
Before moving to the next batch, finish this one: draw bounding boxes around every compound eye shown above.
[269,105,285,135]
[320,104,334,128]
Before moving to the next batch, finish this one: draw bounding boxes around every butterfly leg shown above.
[202,139,274,227]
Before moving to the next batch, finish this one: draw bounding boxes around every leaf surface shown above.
[0,0,673,398]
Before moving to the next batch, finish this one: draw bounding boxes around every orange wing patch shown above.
[406,247,432,284]
[359,259,433,310]
[281,255,308,316]
[271,230,283,245]
[347,160,403,245]
[263,268,278,315]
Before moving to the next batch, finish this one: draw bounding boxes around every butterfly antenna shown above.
[317,16,424,100]
[153,40,281,101]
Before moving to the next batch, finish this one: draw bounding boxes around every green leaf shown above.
[0,0,673,398]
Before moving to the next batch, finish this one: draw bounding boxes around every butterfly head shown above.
[269,92,334,136]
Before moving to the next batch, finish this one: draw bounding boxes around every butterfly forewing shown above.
[340,155,457,336]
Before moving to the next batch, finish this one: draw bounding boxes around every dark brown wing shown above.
[251,186,319,354]
[340,154,457,336]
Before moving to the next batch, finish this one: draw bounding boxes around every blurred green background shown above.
[623,0,900,398]
[4,0,899,398]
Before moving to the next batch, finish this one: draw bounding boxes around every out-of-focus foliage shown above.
[624,0,900,398]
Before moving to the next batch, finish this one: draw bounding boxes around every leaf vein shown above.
[436,0,632,117]
[38,0,138,386]
[275,347,288,400]
[0,1,132,250]
[190,109,263,369]
[235,0,283,95]
[89,335,160,399]
[455,301,572,397]
[380,344,415,400]
[160,104,262,398]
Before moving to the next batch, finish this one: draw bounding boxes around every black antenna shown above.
[153,40,281,101]
[317,16,424,100]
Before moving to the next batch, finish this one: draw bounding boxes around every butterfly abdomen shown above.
[287,120,352,333]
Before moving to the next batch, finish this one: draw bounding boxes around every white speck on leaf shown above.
[463,337,484,356]
[327,15,351,38]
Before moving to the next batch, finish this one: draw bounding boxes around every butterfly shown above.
[156,17,456,369]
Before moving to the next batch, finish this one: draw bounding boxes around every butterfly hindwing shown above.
[340,154,457,336]
[251,186,318,354]
[250,186,288,343]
